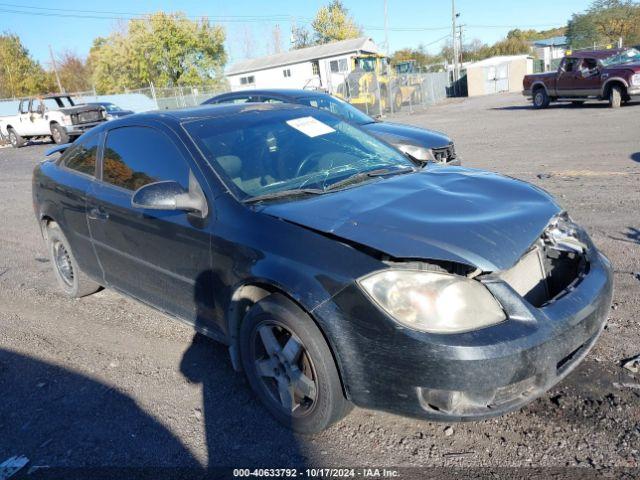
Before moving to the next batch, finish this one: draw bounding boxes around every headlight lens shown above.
[359,270,506,334]
[631,73,640,86]
[395,143,435,162]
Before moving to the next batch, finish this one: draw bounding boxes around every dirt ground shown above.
[0,93,639,476]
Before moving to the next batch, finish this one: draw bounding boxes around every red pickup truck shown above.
[523,47,640,108]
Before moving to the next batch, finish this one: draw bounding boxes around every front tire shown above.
[240,293,352,434]
[7,128,25,148]
[46,222,100,298]
[50,123,70,144]
[609,85,622,108]
[532,88,550,109]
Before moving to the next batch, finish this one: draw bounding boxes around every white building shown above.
[465,55,534,97]
[532,36,568,71]
[226,37,379,93]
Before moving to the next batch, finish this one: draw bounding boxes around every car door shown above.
[28,99,48,136]
[47,133,103,281]
[556,58,581,95]
[17,99,31,134]
[574,58,602,95]
[86,124,217,331]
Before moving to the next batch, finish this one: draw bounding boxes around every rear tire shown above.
[608,85,622,108]
[50,123,69,144]
[532,88,550,109]
[239,293,352,434]
[8,128,25,148]
[46,222,101,298]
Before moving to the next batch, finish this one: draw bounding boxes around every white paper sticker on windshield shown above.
[286,116,335,137]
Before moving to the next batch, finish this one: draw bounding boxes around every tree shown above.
[0,33,53,98]
[88,12,227,94]
[56,51,91,93]
[566,0,640,48]
[291,25,314,49]
[292,1,362,49]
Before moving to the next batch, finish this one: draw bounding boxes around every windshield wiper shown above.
[324,166,415,191]
[243,188,323,204]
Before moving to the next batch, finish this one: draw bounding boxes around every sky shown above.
[0,0,591,70]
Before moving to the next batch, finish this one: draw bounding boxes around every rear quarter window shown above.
[61,134,99,176]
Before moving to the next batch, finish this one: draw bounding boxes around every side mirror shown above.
[131,173,208,217]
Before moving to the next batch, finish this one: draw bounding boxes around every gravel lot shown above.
[1,93,639,475]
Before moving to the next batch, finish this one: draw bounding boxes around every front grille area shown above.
[73,110,102,124]
[499,242,586,308]
[432,143,457,163]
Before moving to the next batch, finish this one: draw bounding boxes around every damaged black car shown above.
[32,103,613,434]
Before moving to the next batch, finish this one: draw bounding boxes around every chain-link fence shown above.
[0,71,452,144]
[330,71,451,117]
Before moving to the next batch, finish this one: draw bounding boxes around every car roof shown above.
[89,102,313,133]
[212,89,329,100]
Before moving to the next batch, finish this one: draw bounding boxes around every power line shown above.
[0,3,566,31]
[0,5,302,22]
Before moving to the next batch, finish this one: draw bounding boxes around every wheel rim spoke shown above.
[290,367,317,401]
[276,378,295,411]
[258,325,281,356]
[281,336,302,363]
[255,358,277,378]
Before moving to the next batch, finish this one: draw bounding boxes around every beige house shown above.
[465,55,534,97]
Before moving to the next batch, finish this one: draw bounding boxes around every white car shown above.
[0,95,106,148]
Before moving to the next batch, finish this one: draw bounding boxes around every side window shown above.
[102,127,190,191]
[239,76,255,85]
[19,100,29,114]
[31,99,43,113]
[563,58,578,73]
[230,96,251,104]
[217,96,259,104]
[62,134,98,176]
[262,97,284,104]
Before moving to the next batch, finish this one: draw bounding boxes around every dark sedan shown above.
[88,102,135,120]
[204,89,459,165]
[33,104,612,433]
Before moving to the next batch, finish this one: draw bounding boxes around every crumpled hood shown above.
[362,121,451,149]
[261,167,561,272]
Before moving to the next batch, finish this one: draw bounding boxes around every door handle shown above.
[88,207,109,221]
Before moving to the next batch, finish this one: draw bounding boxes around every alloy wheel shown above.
[9,132,17,146]
[53,240,74,287]
[52,128,61,144]
[251,320,318,417]
[534,92,544,107]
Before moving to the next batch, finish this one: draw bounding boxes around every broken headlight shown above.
[395,143,435,163]
[359,270,506,334]
[544,213,588,254]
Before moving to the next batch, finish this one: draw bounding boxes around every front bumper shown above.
[63,121,105,135]
[628,86,640,96]
[313,249,613,421]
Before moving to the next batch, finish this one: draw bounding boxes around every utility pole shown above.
[383,0,389,56]
[458,24,465,65]
[451,0,458,92]
[48,45,64,93]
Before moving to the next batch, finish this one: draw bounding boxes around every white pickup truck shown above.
[0,94,106,148]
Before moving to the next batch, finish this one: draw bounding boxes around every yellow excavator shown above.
[334,54,410,114]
